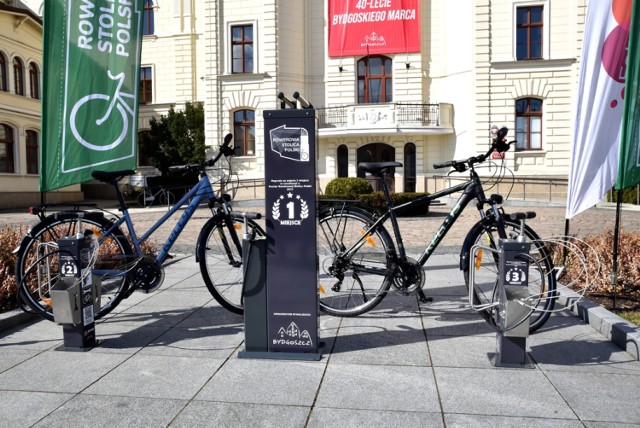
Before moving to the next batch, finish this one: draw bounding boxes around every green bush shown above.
[324,177,373,198]
[608,187,639,205]
[357,192,430,216]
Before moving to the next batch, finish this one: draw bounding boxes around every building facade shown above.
[0,0,588,208]
[203,0,586,201]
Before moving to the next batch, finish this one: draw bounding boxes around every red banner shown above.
[328,0,421,57]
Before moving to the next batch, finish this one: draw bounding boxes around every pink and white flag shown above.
[566,0,632,218]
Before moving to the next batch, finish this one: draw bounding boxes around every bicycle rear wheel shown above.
[462,218,556,333]
[137,190,153,208]
[317,206,394,317]
[15,212,134,321]
[198,215,265,314]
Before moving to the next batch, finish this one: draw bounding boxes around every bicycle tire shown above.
[317,206,394,317]
[462,218,556,333]
[15,212,134,321]
[137,190,152,208]
[160,190,175,207]
[197,215,265,315]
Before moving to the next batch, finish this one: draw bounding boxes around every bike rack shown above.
[469,235,534,368]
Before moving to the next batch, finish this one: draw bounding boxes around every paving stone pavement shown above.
[1,199,639,427]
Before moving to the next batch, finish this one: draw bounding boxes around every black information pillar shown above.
[264,109,319,358]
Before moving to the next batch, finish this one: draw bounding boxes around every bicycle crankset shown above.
[132,256,165,293]
[392,257,425,295]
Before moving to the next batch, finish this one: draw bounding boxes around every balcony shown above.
[317,103,453,136]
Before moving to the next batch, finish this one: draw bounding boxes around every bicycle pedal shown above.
[419,295,434,303]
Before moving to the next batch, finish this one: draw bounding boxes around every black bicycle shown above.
[317,127,557,332]
[14,134,264,321]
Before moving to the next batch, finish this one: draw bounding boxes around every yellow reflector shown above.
[475,249,483,270]
[43,298,52,307]
[319,284,326,295]
[360,230,376,247]
[234,225,242,230]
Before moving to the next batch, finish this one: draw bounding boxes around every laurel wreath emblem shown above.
[300,199,309,219]
[272,199,281,220]
[271,195,309,222]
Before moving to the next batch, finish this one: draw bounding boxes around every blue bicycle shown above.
[14,134,264,321]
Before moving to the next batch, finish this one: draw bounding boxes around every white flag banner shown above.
[566,0,631,218]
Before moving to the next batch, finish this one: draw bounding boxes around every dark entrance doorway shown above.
[357,143,395,192]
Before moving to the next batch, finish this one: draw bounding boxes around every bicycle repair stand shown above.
[470,235,534,368]
[239,221,269,357]
[50,235,101,351]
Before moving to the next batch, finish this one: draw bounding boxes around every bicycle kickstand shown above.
[417,288,433,303]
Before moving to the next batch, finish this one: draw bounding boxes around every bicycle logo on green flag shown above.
[41,0,145,192]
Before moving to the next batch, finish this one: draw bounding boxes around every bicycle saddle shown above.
[92,170,136,184]
[358,161,403,175]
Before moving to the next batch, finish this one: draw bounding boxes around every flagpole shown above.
[611,189,623,310]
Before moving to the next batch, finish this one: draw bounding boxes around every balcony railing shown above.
[316,103,452,133]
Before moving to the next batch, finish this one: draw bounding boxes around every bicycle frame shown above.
[335,172,504,270]
[100,174,216,265]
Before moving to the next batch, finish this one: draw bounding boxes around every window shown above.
[231,25,253,73]
[357,55,392,104]
[337,145,348,177]
[26,130,38,174]
[13,57,24,95]
[404,143,416,192]
[233,109,255,156]
[0,124,15,173]
[143,0,155,35]
[140,67,153,104]
[28,62,39,99]
[515,98,543,150]
[516,6,543,60]
[0,53,7,92]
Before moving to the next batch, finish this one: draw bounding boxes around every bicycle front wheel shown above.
[462,218,557,333]
[318,206,394,317]
[198,215,265,314]
[15,212,135,321]
[160,190,175,207]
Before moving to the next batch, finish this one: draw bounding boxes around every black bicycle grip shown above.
[433,160,456,169]
[229,211,262,220]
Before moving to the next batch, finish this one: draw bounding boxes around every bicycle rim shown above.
[464,219,556,332]
[198,216,264,314]
[317,208,393,317]
[16,214,134,321]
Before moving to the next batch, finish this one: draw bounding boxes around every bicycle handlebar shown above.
[433,127,515,172]
[229,210,262,220]
[169,133,236,174]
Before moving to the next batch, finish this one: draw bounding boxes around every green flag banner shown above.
[41,0,144,192]
[617,0,640,190]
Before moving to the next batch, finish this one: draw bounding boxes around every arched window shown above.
[26,130,39,174]
[515,98,543,150]
[233,109,255,156]
[29,62,40,99]
[0,124,15,173]
[404,143,416,192]
[0,53,7,92]
[13,57,24,96]
[357,55,392,104]
[143,0,155,35]
[337,144,348,177]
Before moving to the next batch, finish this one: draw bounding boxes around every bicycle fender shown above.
[12,211,105,255]
[459,218,493,271]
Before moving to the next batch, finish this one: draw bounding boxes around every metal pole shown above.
[611,188,623,310]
